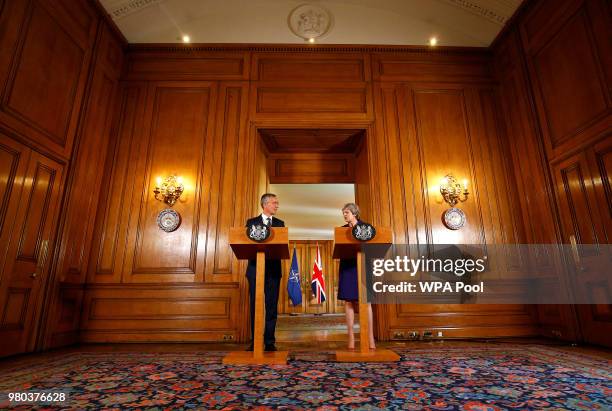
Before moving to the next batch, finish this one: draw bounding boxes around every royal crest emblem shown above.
[247,224,270,242]
[288,4,332,41]
[352,222,376,241]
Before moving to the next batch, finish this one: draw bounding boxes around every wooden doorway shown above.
[250,125,373,342]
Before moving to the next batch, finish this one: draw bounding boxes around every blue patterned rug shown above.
[1,345,610,410]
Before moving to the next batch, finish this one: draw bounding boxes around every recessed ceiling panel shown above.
[260,129,364,153]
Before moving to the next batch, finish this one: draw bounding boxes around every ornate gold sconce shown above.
[153,175,184,207]
[439,174,469,230]
[439,174,469,207]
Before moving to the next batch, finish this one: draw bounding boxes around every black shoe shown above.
[265,344,277,352]
[245,344,253,351]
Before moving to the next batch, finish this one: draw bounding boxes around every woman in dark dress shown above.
[338,203,376,350]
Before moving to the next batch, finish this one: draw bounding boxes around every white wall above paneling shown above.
[100,0,523,46]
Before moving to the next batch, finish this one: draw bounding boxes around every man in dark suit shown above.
[245,193,284,352]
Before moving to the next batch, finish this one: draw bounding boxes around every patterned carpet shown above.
[1,345,610,410]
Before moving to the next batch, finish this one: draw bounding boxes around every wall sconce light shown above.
[439,174,469,207]
[153,175,184,207]
[439,174,469,230]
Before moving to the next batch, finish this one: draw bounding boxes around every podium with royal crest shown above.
[223,226,290,365]
[332,225,400,362]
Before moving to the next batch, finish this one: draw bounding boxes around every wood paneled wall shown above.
[2,0,608,352]
[75,41,543,343]
[0,0,125,355]
[44,20,124,349]
[493,0,611,345]
[369,80,534,339]
[0,0,98,159]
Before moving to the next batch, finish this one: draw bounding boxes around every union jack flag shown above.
[310,243,326,303]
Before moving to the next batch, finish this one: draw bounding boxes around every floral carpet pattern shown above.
[0,345,610,410]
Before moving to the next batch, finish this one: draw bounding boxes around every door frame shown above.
[238,120,390,341]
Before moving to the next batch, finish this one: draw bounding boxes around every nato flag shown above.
[287,246,302,306]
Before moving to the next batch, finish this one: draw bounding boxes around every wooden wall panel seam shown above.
[386,86,410,244]
[92,86,140,277]
[489,88,527,244]
[463,90,494,244]
[475,90,503,243]
[121,83,150,282]
[508,28,564,244]
[372,85,396,230]
[559,162,602,244]
[60,67,117,280]
[0,142,22,237]
[457,88,484,245]
[409,88,433,246]
[16,162,55,262]
[593,141,612,221]
[212,87,241,275]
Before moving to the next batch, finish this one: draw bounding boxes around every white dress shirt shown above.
[260,213,273,226]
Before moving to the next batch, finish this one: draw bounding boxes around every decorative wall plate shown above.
[247,224,270,242]
[157,208,181,232]
[442,207,466,230]
[288,4,332,40]
[352,222,376,241]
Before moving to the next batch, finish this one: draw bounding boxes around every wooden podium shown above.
[332,226,400,362]
[223,227,290,365]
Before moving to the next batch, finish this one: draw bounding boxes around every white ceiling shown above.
[269,184,355,240]
[101,0,522,46]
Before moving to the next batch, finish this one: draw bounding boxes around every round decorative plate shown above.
[442,207,466,230]
[288,4,332,40]
[157,208,181,232]
[351,222,376,241]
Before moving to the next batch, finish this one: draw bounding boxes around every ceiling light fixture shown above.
[308,38,315,43]
[182,35,191,43]
[429,36,438,47]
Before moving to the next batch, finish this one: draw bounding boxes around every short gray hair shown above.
[260,193,277,207]
[342,203,360,219]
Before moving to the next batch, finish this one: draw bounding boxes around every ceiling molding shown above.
[127,43,493,56]
[440,0,520,25]
[105,0,165,19]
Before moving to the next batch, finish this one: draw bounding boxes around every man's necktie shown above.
[264,217,271,227]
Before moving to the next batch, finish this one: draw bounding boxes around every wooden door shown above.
[552,137,612,347]
[279,240,343,315]
[0,142,64,356]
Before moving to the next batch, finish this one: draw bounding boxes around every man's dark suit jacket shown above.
[245,215,285,278]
